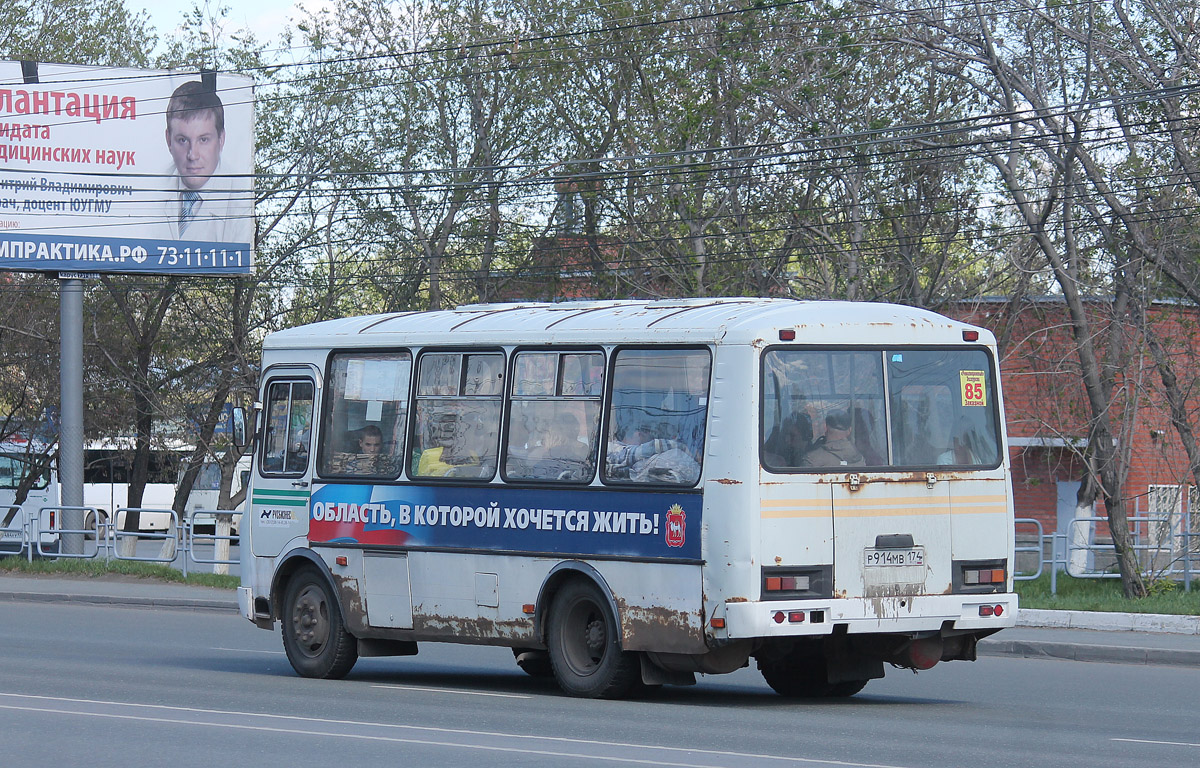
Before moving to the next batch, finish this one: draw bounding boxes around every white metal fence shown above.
[1015,513,1198,594]
[0,505,241,576]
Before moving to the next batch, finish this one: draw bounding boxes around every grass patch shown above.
[0,553,239,590]
[1016,572,1200,615]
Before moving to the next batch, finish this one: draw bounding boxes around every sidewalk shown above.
[0,572,236,613]
[1,572,1196,667]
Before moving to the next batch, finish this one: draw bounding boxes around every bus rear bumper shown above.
[722,592,1018,639]
[237,586,254,621]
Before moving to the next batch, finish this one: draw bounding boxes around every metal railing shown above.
[1015,515,1198,593]
[0,505,241,575]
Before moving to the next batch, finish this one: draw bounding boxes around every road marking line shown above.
[371,684,529,699]
[1112,738,1200,748]
[212,646,286,655]
[0,691,914,768]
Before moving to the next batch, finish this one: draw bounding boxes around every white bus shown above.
[0,440,59,553]
[3,441,212,545]
[83,444,179,533]
[237,298,1017,698]
[184,457,250,535]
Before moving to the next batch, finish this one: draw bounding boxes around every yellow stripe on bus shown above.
[760,495,1008,519]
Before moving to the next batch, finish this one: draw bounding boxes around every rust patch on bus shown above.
[615,599,707,654]
[714,478,742,485]
[332,574,370,633]
[409,608,536,643]
[726,596,748,603]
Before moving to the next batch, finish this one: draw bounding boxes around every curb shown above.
[978,637,1200,668]
[0,590,236,613]
[1017,608,1200,634]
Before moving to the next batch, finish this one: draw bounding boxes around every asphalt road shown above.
[0,599,1197,768]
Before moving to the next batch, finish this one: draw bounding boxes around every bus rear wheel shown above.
[758,655,869,698]
[547,580,640,698]
[281,566,358,679]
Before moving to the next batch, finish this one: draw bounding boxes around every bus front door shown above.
[251,376,317,557]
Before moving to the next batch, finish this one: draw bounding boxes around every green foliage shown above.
[0,0,155,66]
[1016,572,1200,615]
[0,554,239,589]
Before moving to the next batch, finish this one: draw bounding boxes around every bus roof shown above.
[264,298,994,350]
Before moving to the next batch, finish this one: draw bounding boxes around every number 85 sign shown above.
[959,370,987,407]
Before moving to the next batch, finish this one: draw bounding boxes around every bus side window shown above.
[504,350,602,483]
[318,352,410,478]
[603,348,709,486]
[412,352,503,480]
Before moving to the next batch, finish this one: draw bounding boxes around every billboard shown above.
[0,61,254,276]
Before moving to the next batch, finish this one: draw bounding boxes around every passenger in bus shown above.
[801,410,864,468]
[936,417,980,465]
[416,413,461,476]
[335,425,395,475]
[528,412,592,480]
[606,425,700,485]
[416,410,489,477]
[853,407,885,465]
[763,413,812,467]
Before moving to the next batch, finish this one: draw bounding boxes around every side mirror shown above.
[231,406,249,449]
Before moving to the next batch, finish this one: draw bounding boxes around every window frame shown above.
[316,348,412,482]
[258,377,316,479]
[759,344,1004,474]
[600,345,711,488]
[501,346,605,486]
[408,348,506,482]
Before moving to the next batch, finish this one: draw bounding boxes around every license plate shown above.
[864,547,924,567]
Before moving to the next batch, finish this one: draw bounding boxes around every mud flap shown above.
[640,654,696,687]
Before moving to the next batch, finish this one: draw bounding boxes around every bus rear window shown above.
[762,348,1000,471]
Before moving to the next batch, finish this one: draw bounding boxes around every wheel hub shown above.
[585,618,606,658]
[292,586,327,651]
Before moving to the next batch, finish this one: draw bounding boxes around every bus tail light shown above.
[954,560,1007,594]
[978,604,1005,617]
[765,575,810,592]
[964,567,1006,585]
[761,566,831,599]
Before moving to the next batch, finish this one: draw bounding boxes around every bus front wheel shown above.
[547,580,640,698]
[281,566,358,679]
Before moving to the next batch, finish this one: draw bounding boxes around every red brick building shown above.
[954,298,1198,538]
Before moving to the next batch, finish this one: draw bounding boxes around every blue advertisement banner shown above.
[308,483,702,560]
[0,232,251,275]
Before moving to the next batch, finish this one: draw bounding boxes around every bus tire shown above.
[547,580,640,698]
[758,656,869,698]
[281,566,358,679]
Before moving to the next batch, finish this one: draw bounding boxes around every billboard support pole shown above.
[59,278,84,554]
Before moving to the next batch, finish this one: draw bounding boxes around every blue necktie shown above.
[179,190,201,234]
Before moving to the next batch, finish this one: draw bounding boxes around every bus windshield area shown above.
[762,348,1001,471]
[0,453,49,490]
